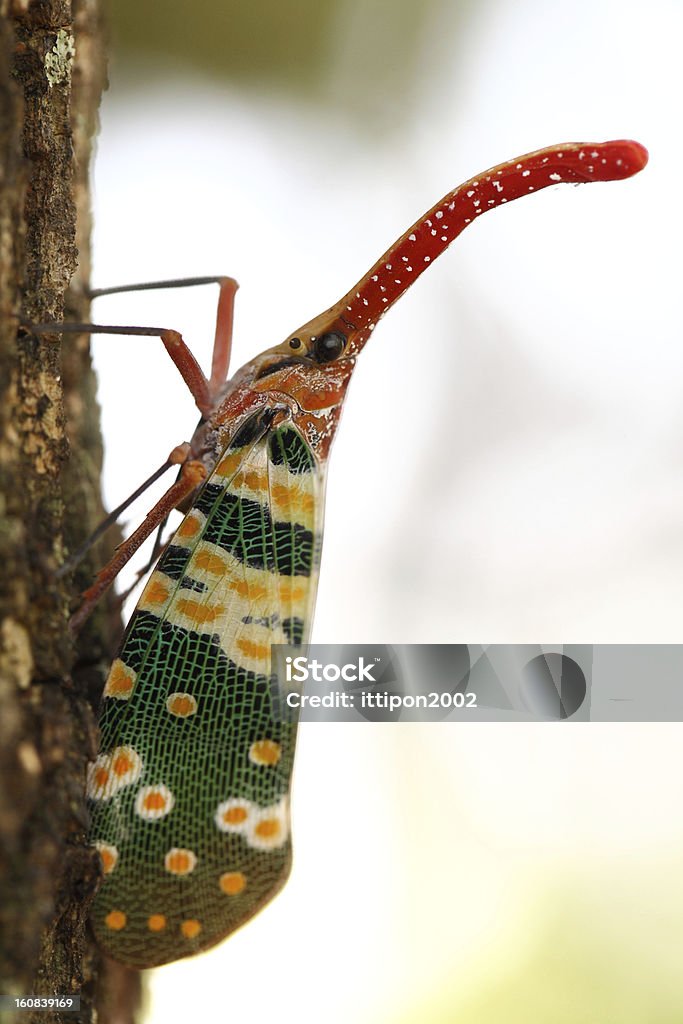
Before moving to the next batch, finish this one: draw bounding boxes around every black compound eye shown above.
[313,331,347,363]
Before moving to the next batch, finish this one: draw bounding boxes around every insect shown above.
[48,140,646,968]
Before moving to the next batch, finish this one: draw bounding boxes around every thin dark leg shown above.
[29,322,214,417]
[26,276,240,620]
[56,458,174,577]
[87,275,239,399]
[88,276,237,300]
[69,459,207,633]
[114,516,172,608]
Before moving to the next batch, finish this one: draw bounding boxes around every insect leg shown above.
[56,456,176,577]
[208,278,238,397]
[87,276,239,400]
[69,458,207,633]
[88,275,237,300]
[29,322,214,417]
[112,514,172,607]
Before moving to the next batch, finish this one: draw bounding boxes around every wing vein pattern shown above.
[87,420,324,968]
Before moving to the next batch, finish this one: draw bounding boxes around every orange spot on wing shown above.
[143,791,166,812]
[164,848,197,875]
[112,752,134,777]
[278,580,306,603]
[181,919,202,939]
[135,784,175,820]
[177,513,202,538]
[236,638,270,661]
[219,871,246,895]
[148,914,167,932]
[249,739,281,766]
[233,469,268,491]
[271,484,315,516]
[254,818,281,840]
[194,550,227,575]
[144,579,171,605]
[105,910,127,931]
[88,747,141,798]
[166,692,198,717]
[98,846,117,874]
[176,598,225,625]
[214,452,242,477]
[104,659,135,698]
[223,806,248,826]
[231,579,268,601]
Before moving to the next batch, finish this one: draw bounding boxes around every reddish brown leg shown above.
[56,457,177,577]
[113,516,172,608]
[31,275,238,413]
[86,275,239,403]
[69,460,207,634]
[208,278,238,397]
[30,322,214,417]
[26,277,239,623]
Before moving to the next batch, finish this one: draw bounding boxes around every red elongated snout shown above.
[273,139,649,364]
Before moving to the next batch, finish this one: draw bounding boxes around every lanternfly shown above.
[34,140,647,968]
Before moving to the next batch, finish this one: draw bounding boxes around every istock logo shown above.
[285,656,378,683]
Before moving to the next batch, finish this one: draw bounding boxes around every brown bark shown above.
[0,2,139,1021]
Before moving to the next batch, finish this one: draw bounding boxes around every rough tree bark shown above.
[0,2,141,1021]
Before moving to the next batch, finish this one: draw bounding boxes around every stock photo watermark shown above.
[270,645,683,723]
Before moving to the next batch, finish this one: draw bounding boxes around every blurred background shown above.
[89,0,682,1020]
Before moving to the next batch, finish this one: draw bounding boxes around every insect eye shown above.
[313,331,347,363]
[289,337,302,350]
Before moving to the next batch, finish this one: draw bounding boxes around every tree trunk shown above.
[0,2,140,1020]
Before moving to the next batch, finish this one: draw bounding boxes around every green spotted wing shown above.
[87,418,323,968]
